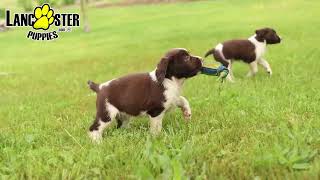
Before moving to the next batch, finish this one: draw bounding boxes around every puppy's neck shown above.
[249,34,267,59]
[168,76,185,86]
[163,77,185,93]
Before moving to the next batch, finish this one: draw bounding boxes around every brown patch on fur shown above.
[222,40,256,63]
[156,57,170,83]
[100,73,166,117]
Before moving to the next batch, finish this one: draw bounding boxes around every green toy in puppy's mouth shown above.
[201,65,229,82]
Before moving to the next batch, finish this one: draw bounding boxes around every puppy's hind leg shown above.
[226,60,235,82]
[213,47,234,82]
[89,101,119,143]
[116,113,131,129]
[89,117,112,143]
[247,61,258,77]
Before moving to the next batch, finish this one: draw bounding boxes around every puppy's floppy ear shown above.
[156,57,170,83]
[255,28,267,42]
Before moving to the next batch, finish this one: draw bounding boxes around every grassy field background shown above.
[1,0,320,179]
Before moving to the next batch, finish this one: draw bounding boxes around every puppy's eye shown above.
[184,56,190,62]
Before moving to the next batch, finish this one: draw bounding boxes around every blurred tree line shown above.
[17,0,77,11]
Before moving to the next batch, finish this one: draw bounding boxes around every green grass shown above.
[1,0,320,179]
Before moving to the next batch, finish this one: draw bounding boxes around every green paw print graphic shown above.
[33,4,54,30]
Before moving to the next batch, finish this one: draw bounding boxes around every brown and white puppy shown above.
[87,48,203,142]
[205,27,281,81]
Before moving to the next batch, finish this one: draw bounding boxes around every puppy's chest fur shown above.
[163,77,184,110]
[248,36,267,60]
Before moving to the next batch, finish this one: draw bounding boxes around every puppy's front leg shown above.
[258,58,272,76]
[176,96,191,121]
[247,61,258,77]
[227,60,235,82]
[150,113,164,135]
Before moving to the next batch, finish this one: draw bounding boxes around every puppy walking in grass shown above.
[205,27,281,81]
[87,48,203,143]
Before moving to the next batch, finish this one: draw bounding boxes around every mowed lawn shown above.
[1,0,320,179]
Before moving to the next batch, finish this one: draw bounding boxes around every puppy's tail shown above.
[87,80,100,93]
[204,48,215,58]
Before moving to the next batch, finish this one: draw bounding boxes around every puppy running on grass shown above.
[87,48,203,143]
[205,27,281,81]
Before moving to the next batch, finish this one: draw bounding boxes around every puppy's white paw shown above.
[182,107,191,121]
[88,131,102,144]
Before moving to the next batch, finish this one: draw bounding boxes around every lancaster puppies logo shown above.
[5,4,80,41]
